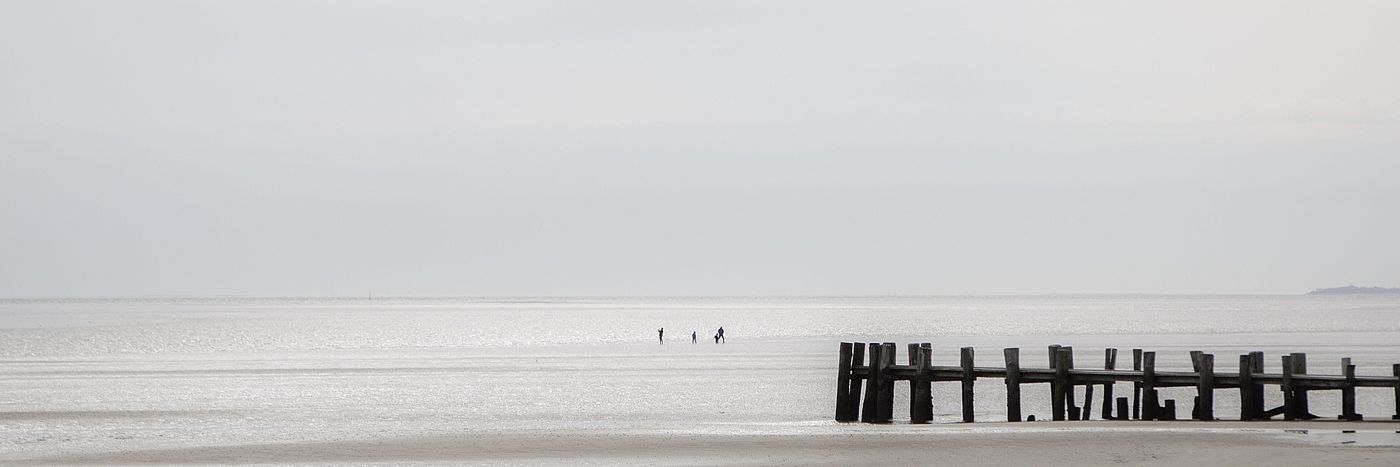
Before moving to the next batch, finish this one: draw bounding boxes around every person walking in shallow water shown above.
[691,331,697,343]
[658,327,664,344]
[717,326,725,343]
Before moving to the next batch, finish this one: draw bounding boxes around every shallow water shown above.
[2,295,1399,461]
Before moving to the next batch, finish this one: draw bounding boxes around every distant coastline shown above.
[1307,286,1400,295]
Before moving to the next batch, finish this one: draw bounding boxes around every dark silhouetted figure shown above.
[691,331,697,343]
[658,328,664,344]
[714,333,720,343]
[717,326,725,343]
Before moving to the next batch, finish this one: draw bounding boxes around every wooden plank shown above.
[1196,353,1214,421]
[1005,347,1021,422]
[860,343,882,422]
[835,342,853,421]
[1142,351,1157,420]
[1132,349,1143,420]
[1340,358,1360,421]
[845,342,865,422]
[961,346,975,423]
[1101,348,1117,420]
[1282,354,1295,421]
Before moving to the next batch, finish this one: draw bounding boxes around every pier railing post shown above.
[961,346,975,423]
[1249,352,1265,419]
[835,342,854,421]
[907,343,919,420]
[1004,348,1021,422]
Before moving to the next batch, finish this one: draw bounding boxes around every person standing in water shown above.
[658,327,664,344]
[691,331,697,343]
[717,326,725,343]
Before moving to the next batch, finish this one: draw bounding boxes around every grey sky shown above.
[2,1,1397,297]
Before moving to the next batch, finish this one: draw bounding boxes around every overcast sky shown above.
[2,1,1397,297]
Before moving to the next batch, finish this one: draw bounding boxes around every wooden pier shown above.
[835,342,1400,423]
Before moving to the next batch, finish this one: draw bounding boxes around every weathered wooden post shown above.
[1281,354,1296,421]
[1249,351,1265,418]
[1132,349,1143,420]
[961,346,975,423]
[1053,347,1071,421]
[1340,357,1360,421]
[835,342,854,421]
[1141,351,1157,420]
[1005,347,1022,422]
[1162,399,1177,421]
[1195,353,1214,421]
[1392,364,1400,420]
[878,343,896,422]
[860,343,883,423]
[907,343,919,419]
[1238,354,1255,420]
[1115,397,1129,420]
[844,342,866,421]
[1290,352,1314,419]
[1101,348,1117,420]
[1049,344,1061,418]
[915,343,933,423]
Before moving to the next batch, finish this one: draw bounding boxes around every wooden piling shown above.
[1141,351,1157,420]
[1291,352,1315,419]
[1196,353,1214,421]
[1063,347,1078,419]
[961,346,975,423]
[844,342,865,422]
[860,343,882,423]
[1281,354,1295,421]
[1101,348,1117,420]
[911,344,933,423]
[1049,344,1061,419]
[1053,347,1071,421]
[878,343,896,422]
[907,343,919,419]
[835,342,854,421]
[1004,347,1022,422]
[1083,380,1094,420]
[1249,351,1265,419]
[1340,358,1360,421]
[1238,354,1255,420]
[1393,364,1400,420]
[1162,399,1176,421]
[1132,349,1143,420]
[1116,397,1129,420]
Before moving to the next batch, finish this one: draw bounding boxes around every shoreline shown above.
[21,421,1400,466]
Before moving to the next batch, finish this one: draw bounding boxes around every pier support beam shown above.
[860,343,883,423]
[1238,354,1255,420]
[1340,358,1361,421]
[912,344,933,423]
[1282,354,1296,421]
[1053,347,1072,421]
[1141,351,1157,420]
[1132,349,1143,420]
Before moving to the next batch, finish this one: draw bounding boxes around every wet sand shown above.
[25,421,1400,466]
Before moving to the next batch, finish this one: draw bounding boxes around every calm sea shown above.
[2,295,1398,460]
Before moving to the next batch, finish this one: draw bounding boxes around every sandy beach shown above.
[19,421,1400,466]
